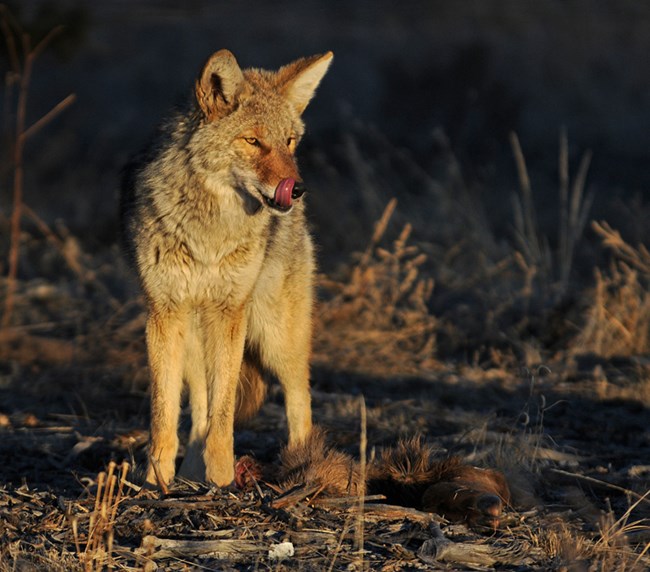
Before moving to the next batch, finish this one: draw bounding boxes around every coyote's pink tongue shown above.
[274,178,295,209]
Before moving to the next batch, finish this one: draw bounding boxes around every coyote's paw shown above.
[145,458,176,490]
[205,457,235,487]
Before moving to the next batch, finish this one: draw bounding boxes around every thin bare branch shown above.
[0,5,21,74]
[549,468,650,507]
[1,10,74,328]
[29,24,64,62]
[23,93,76,140]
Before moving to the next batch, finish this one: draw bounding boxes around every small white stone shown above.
[268,541,294,561]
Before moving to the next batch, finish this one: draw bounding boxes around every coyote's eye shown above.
[244,137,259,146]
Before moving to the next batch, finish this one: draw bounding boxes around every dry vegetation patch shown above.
[315,199,437,377]
[1,6,650,570]
[574,221,650,358]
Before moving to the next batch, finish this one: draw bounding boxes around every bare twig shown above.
[29,24,64,61]
[0,6,20,75]
[1,8,74,328]
[2,29,31,328]
[23,92,76,140]
[136,536,267,561]
[549,468,650,508]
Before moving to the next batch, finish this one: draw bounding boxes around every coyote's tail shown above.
[235,354,268,424]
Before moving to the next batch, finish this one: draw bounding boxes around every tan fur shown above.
[121,50,333,487]
[279,428,364,496]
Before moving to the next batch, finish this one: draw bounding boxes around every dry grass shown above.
[521,492,650,571]
[573,221,650,357]
[66,462,133,572]
[510,129,593,302]
[592,493,650,572]
[315,198,437,376]
[533,518,595,568]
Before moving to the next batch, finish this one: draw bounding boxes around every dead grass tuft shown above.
[66,461,133,572]
[510,129,593,302]
[535,519,593,568]
[573,221,650,357]
[315,199,437,376]
[530,507,650,572]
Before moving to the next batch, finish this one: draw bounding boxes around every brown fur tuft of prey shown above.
[277,430,511,530]
[366,435,463,508]
[279,428,364,495]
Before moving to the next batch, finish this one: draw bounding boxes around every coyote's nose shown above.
[291,182,306,199]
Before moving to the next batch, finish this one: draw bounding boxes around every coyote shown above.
[121,49,333,487]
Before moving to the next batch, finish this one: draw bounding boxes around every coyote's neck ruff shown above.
[121,50,333,487]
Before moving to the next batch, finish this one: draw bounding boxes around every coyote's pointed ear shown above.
[195,49,245,121]
[278,52,333,115]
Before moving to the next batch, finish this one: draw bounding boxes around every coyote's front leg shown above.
[201,306,247,486]
[145,305,187,487]
[251,276,313,446]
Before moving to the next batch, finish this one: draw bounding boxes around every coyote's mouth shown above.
[260,178,306,213]
[264,195,293,212]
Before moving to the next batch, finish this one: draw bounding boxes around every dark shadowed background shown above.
[2,0,649,261]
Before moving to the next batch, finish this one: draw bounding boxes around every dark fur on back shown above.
[366,435,464,508]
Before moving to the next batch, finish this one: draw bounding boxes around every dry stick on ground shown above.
[355,396,367,568]
[549,468,650,508]
[0,9,76,327]
[136,536,268,562]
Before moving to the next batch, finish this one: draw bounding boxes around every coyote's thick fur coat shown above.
[121,49,333,487]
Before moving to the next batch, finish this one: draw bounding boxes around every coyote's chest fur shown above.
[140,184,272,307]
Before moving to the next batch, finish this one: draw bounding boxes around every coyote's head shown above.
[190,49,333,215]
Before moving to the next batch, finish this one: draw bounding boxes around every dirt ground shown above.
[0,210,649,570]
